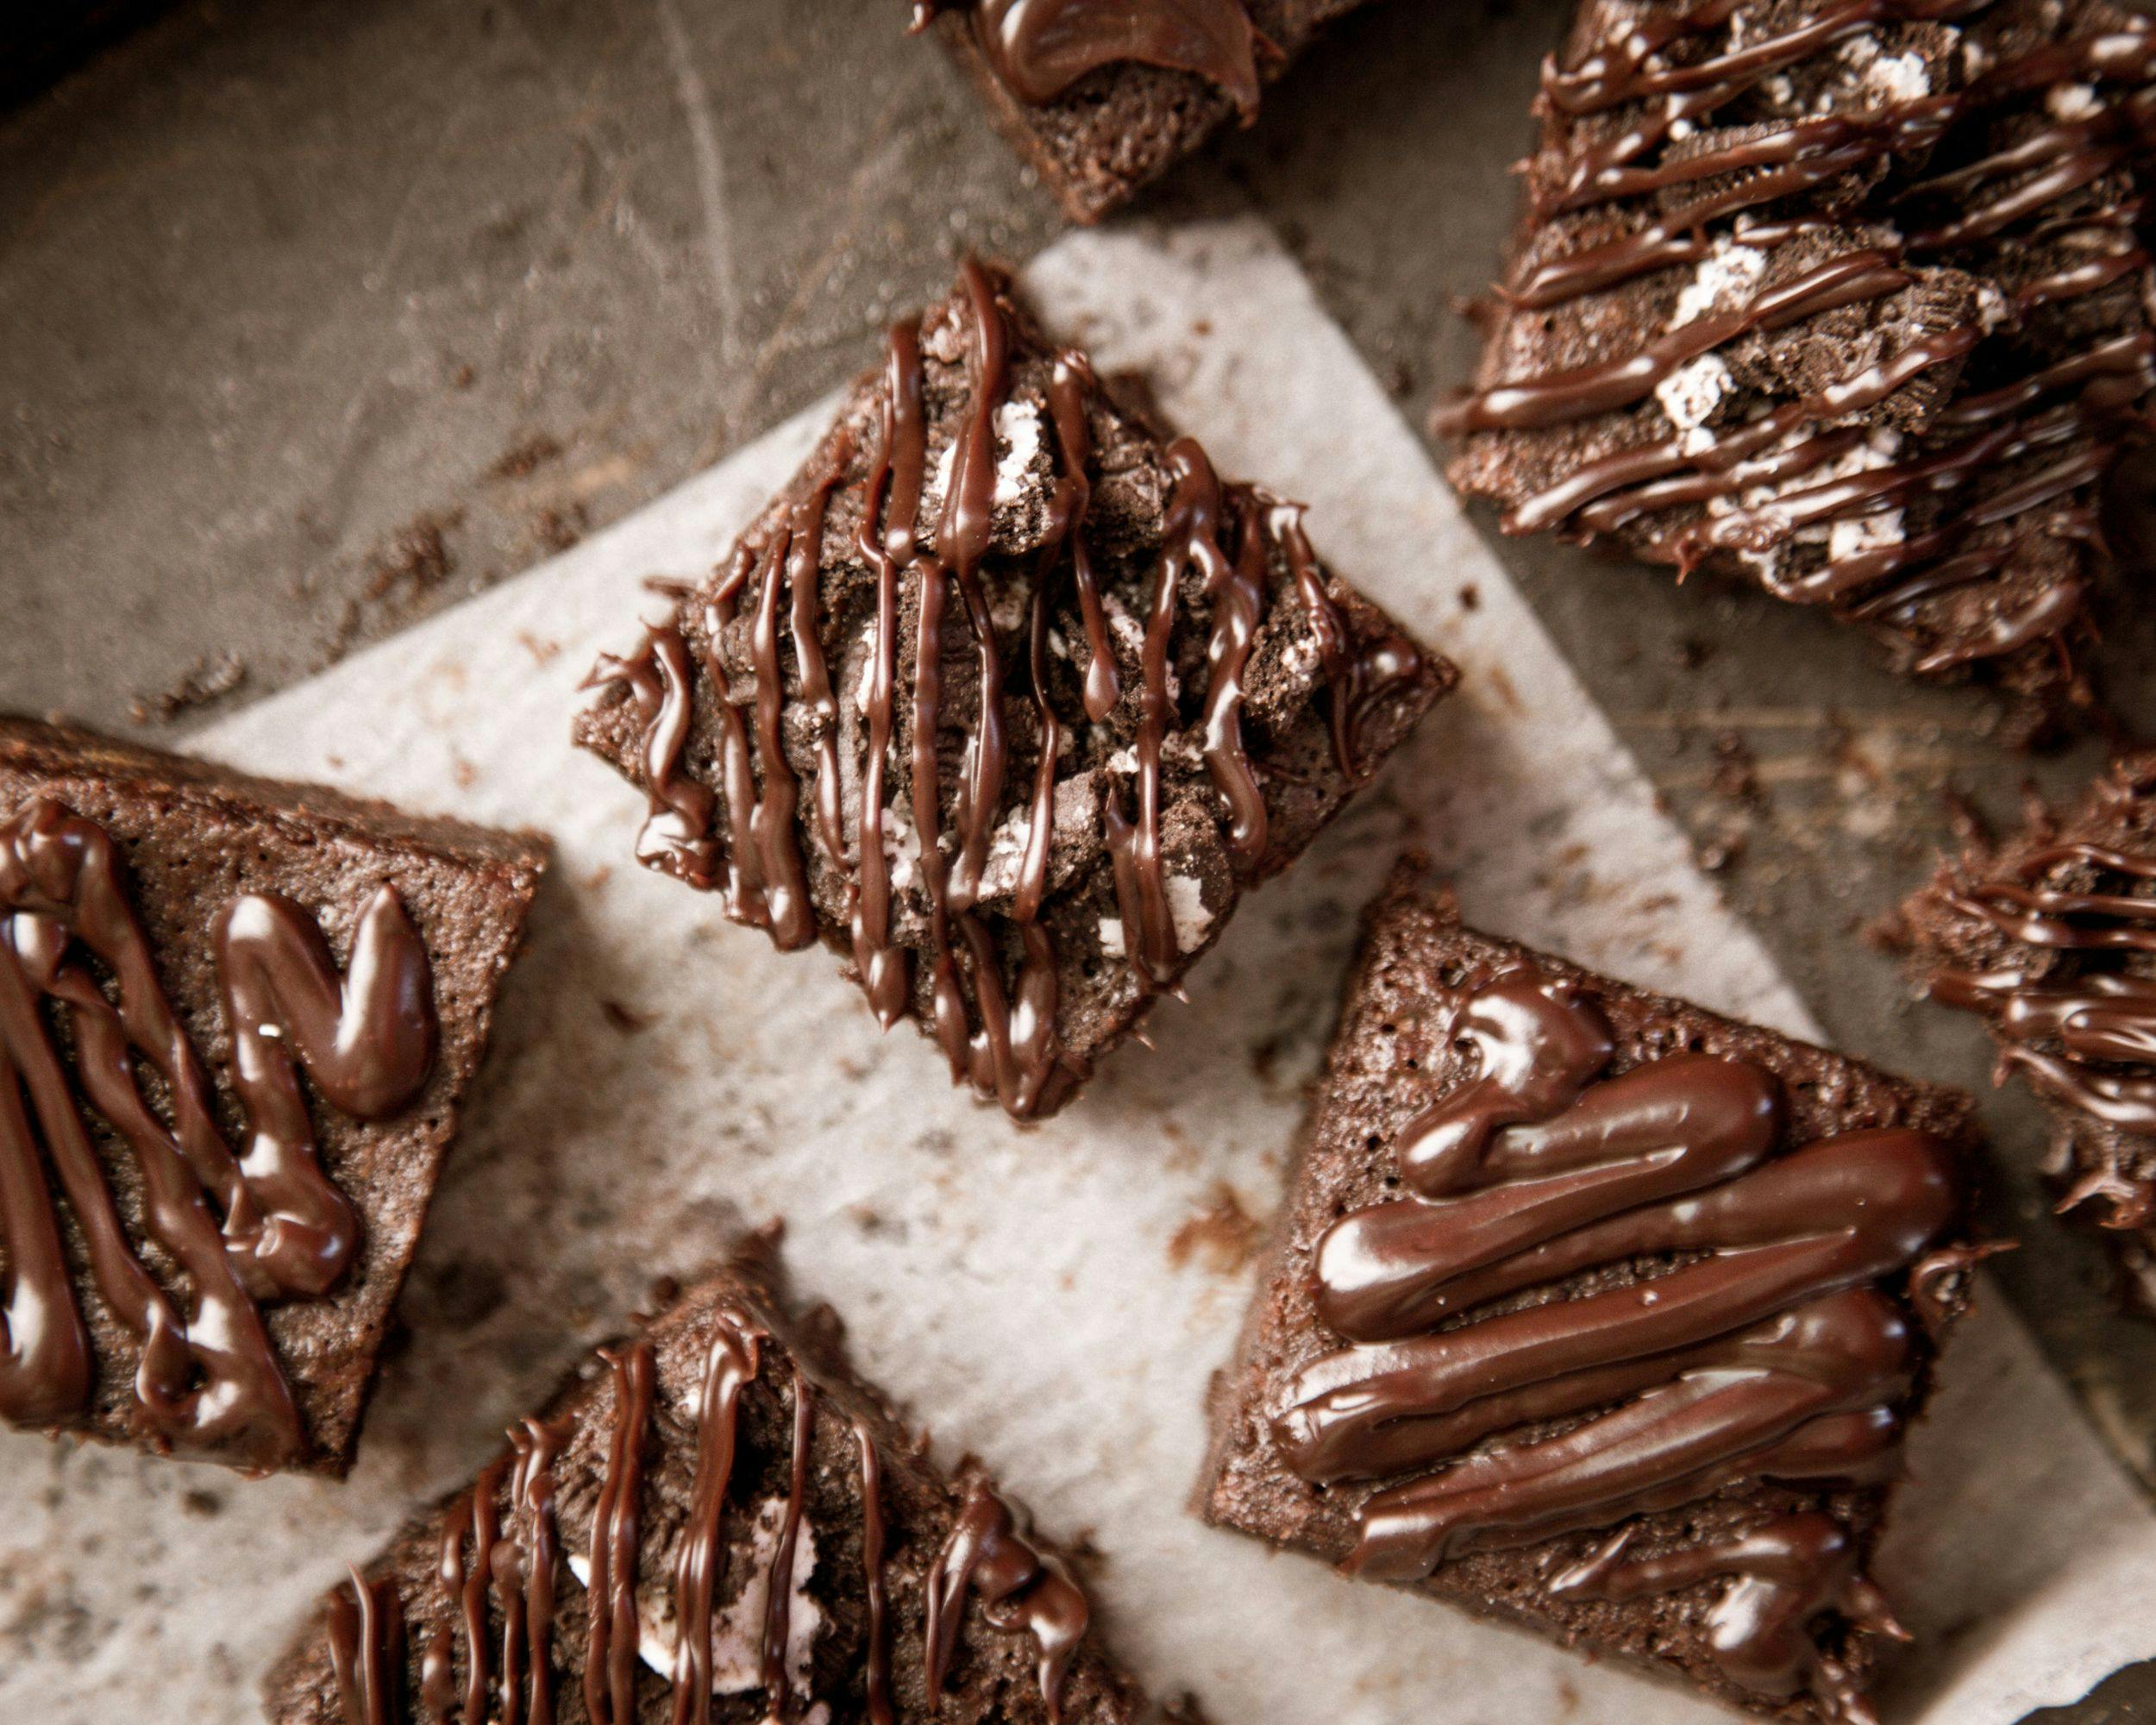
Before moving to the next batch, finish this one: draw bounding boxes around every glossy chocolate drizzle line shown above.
[1274,970,1958,1713]
[1933,806,2156,1138]
[924,1477,1091,1725]
[329,1567,407,1725]
[585,1341,655,1725]
[1443,0,2156,667]
[1551,1511,1907,1716]
[332,1302,1092,1724]
[856,1416,894,1725]
[852,317,926,1031]
[0,798,436,1466]
[670,1305,763,1725]
[760,1372,816,1717]
[918,0,1263,117]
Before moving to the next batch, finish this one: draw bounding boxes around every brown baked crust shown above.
[1902,752,2156,1314]
[1439,0,2156,733]
[924,1,1373,223]
[0,714,547,1475]
[262,1251,1157,1724]
[573,264,1453,1120]
[1194,862,1983,1722]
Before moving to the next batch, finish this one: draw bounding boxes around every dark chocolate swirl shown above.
[1275,969,1960,1716]
[585,261,1424,1119]
[0,797,436,1468]
[917,0,1263,117]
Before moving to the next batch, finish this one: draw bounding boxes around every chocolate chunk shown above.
[913,2,1376,223]
[0,716,545,1475]
[1904,752,2156,1314]
[1194,862,1984,1722]
[573,260,1452,1120]
[262,1247,1156,1724]
[1438,0,2156,730]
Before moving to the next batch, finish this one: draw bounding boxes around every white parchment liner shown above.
[3,217,2151,1725]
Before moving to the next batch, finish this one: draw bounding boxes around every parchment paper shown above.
[4,216,2153,1725]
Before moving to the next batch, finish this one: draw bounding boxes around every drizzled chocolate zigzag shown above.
[578,261,1446,1120]
[1442,0,2156,720]
[276,1264,1147,1725]
[0,797,436,1471]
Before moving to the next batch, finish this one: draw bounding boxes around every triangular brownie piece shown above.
[265,1248,1159,1724]
[1439,0,2156,731]
[1902,751,2156,1313]
[575,260,1451,1120]
[1196,864,1986,1723]
[0,716,544,1475]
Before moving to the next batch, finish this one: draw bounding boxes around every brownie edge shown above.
[1196,862,1984,1724]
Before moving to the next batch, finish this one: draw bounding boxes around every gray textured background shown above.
[3,1,2152,1716]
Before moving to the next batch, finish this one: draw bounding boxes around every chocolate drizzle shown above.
[1930,764,2156,1147]
[921,0,1264,117]
[669,1305,763,1725]
[924,1477,1091,1724]
[1439,0,2156,686]
[856,1416,894,1725]
[506,1417,568,1725]
[1275,969,1959,1715]
[760,1372,816,1716]
[585,1342,655,1725]
[584,262,1430,1118]
[329,1567,407,1725]
[0,797,436,1467]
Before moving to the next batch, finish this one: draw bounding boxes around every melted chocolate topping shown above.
[1275,970,1959,1713]
[0,798,436,1467]
[924,1477,1091,1723]
[329,1568,407,1725]
[586,262,1424,1119]
[669,1306,762,1725]
[921,0,1264,117]
[585,1342,655,1725]
[1931,771,2156,1140]
[759,1373,816,1716]
[1438,0,2156,672]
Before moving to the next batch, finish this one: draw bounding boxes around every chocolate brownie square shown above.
[264,1245,1156,1725]
[912,1,1376,223]
[1903,752,2156,1314]
[1439,0,2156,731]
[1195,864,1984,1722]
[0,717,545,1475]
[573,260,1452,1120]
